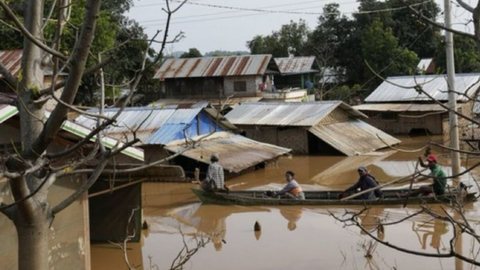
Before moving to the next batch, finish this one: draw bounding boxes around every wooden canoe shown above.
[191,188,477,206]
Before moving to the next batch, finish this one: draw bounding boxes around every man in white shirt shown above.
[202,153,228,192]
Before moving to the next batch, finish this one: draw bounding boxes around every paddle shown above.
[340,168,428,201]
[403,160,421,207]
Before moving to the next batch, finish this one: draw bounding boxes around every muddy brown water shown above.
[91,136,480,270]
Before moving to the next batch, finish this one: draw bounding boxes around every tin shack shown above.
[225,101,400,155]
[154,54,279,99]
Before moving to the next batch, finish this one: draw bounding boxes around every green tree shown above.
[247,19,310,57]
[307,3,356,82]
[360,20,419,88]
[0,0,154,106]
[435,35,480,73]
[180,48,202,58]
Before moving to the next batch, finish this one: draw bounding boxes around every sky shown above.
[127,0,474,54]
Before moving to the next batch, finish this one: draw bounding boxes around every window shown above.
[233,81,247,92]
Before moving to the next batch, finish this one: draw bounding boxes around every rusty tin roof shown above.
[0,50,22,78]
[154,54,277,80]
[165,131,291,173]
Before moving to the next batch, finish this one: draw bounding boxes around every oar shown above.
[340,168,428,201]
[403,161,421,207]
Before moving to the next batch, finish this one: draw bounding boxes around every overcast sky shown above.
[127,0,474,54]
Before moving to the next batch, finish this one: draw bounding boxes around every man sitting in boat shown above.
[342,166,381,200]
[274,171,305,200]
[201,154,229,192]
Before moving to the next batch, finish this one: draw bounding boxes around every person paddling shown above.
[399,154,447,197]
[341,166,382,200]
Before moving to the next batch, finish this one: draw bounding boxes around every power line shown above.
[168,0,430,16]
[138,1,430,28]
[142,6,325,27]
[136,0,331,23]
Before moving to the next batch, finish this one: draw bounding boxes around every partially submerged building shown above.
[225,101,400,156]
[153,54,280,98]
[75,104,290,178]
[354,74,480,135]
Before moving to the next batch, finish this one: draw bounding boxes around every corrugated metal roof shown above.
[225,101,366,126]
[74,107,179,142]
[154,55,274,80]
[74,105,228,146]
[308,119,401,156]
[0,107,144,160]
[145,108,210,145]
[354,103,447,112]
[274,56,319,75]
[0,50,22,78]
[43,111,144,161]
[60,118,144,161]
[165,131,291,173]
[365,74,480,102]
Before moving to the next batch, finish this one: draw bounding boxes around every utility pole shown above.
[444,0,461,180]
[444,2,463,270]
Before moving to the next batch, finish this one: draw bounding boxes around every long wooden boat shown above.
[191,188,477,206]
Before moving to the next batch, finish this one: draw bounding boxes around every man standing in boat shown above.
[416,155,447,196]
[397,154,447,198]
[342,166,381,200]
[202,153,229,192]
[275,171,305,200]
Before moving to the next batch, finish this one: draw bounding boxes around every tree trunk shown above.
[14,207,51,270]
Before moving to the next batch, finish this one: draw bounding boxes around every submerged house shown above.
[225,101,400,156]
[273,56,320,90]
[74,104,290,178]
[354,74,480,135]
[153,54,280,99]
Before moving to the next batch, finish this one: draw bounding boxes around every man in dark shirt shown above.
[343,166,381,200]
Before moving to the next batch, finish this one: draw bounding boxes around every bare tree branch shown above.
[28,0,102,159]
[0,0,68,60]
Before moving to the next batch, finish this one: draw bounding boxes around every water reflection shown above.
[279,207,303,231]
[359,208,385,241]
[193,207,227,251]
[413,219,449,250]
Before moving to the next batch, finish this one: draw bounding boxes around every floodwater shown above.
[91,136,480,270]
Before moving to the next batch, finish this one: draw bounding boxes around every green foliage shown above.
[361,20,418,87]
[247,19,310,57]
[435,35,480,73]
[0,0,154,106]
[325,84,362,102]
[180,48,202,58]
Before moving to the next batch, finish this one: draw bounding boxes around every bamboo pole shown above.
[340,168,428,201]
